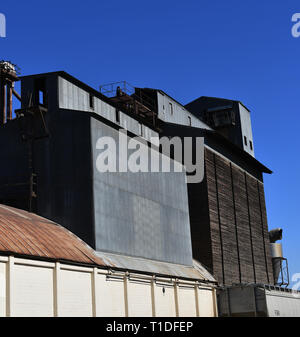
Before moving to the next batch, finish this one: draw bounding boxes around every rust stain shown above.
[0,205,107,267]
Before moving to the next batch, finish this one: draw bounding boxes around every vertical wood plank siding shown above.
[188,148,274,285]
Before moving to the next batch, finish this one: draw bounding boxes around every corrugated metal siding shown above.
[58,76,158,145]
[157,92,211,129]
[96,251,216,282]
[91,120,193,266]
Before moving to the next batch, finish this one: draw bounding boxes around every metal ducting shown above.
[269,228,289,286]
[269,228,283,243]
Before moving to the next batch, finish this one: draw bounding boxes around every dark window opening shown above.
[244,136,247,146]
[169,103,173,115]
[188,116,192,126]
[139,124,143,136]
[34,78,47,107]
[250,140,253,151]
[89,94,94,109]
[39,90,44,105]
[116,109,120,123]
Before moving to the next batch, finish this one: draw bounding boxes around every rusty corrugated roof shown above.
[0,204,107,267]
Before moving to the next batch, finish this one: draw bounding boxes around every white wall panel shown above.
[58,269,93,317]
[154,284,176,317]
[177,286,197,317]
[127,280,153,317]
[13,265,53,317]
[96,274,125,317]
[197,288,215,317]
[0,263,6,317]
[0,255,217,317]
[266,291,300,317]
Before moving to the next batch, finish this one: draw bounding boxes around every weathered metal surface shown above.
[6,81,12,121]
[0,61,19,124]
[218,284,300,317]
[270,243,283,258]
[0,77,5,124]
[96,251,216,282]
[91,119,193,266]
[58,76,159,146]
[0,204,106,266]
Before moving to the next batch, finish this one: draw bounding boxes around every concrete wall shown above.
[0,255,217,317]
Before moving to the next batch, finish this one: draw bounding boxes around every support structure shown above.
[0,61,19,125]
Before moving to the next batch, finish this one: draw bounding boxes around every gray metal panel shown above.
[265,289,300,317]
[157,91,211,130]
[239,103,255,157]
[96,251,216,282]
[58,76,159,145]
[91,118,193,266]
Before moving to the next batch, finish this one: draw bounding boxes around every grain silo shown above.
[0,62,218,317]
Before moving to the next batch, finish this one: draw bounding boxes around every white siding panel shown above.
[96,274,126,317]
[13,265,53,317]
[177,286,197,317]
[127,280,153,317]
[198,288,215,317]
[266,291,300,317]
[0,263,6,317]
[154,284,176,317]
[58,269,93,317]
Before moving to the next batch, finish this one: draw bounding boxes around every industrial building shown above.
[0,61,217,317]
[127,88,282,287]
[0,61,297,316]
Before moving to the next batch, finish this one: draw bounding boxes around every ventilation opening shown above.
[34,78,47,107]
[116,109,120,123]
[89,94,94,109]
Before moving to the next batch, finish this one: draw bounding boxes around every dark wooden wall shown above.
[189,148,274,285]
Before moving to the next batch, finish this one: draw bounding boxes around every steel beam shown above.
[0,77,6,124]
[6,81,12,121]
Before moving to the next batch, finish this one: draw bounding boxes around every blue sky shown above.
[1,1,299,283]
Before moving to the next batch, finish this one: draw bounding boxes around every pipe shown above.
[6,81,12,121]
[269,228,282,243]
